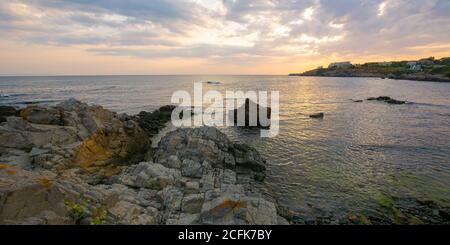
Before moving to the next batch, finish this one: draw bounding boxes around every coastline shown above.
[1,98,449,225]
[0,99,291,225]
[289,74,450,83]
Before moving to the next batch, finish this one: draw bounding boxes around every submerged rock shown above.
[367,96,407,105]
[310,112,324,119]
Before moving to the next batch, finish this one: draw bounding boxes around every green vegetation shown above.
[91,209,107,225]
[63,199,88,225]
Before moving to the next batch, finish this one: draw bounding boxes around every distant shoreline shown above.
[289,74,450,83]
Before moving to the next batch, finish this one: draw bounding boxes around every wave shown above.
[0,93,29,98]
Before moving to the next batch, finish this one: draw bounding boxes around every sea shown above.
[1,75,449,223]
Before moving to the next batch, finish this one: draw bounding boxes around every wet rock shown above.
[367,96,407,104]
[230,98,271,128]
[135,105,175,136]
[310,113,324,119]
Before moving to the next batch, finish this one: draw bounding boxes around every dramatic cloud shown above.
[0,0,449,74]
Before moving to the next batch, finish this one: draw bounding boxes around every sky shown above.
[0,0,450,75]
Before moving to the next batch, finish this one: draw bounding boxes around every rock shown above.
[181,159,203,178]
[367,96,407,104]
[0,106,18,123]
[182,194,204,213]
[154,127,266,178]
[310,113,324,119]
[0,100,285,225]
[135,105,175,136]
[29,147,50,157]
[233,143,266,173]
[108,200,157,225]
[20,106,63,125]
[160,186,183,213]
[0,168,67,224]
[165,155,181,169]
[73,125,150,172]
[118,162,181,190]
[245,197,278,225]
[184,181,200,194]
[230,98,271,128]
[176,213,201,225]
[200,195,278,225]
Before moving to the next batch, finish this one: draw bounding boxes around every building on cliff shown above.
[328,61,352,69]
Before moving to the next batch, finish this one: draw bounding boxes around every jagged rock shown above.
[135,105,175,136]
[367,96,407,104]
[0,100,285,225]
[154,127,266,181]
[51,99,153,172]
[20,106,63,125]
[230,98,271,128]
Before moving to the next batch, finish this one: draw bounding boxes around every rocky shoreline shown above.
[289,73,450,83]
[0,99,288,225]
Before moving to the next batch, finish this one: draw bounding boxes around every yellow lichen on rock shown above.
[75,132,116,169]
[37,177,53,189]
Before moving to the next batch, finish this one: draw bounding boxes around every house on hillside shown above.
[328,61,352,69]
[407,61,421,71]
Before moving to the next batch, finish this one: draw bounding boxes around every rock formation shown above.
[230,98,272,128]
[0,99,287,225]
[367,96,408,105]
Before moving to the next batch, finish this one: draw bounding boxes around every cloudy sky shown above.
[1,0,449,75]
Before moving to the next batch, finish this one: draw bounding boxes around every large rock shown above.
[20,106,63,125]
[0,100,284,225]
[230,98,271,128]
[135,105,175,136]
[0,106,18,123]
[0,166,68,224]
[154,127,266,181]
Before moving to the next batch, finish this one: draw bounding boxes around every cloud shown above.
[0,0,449,70]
